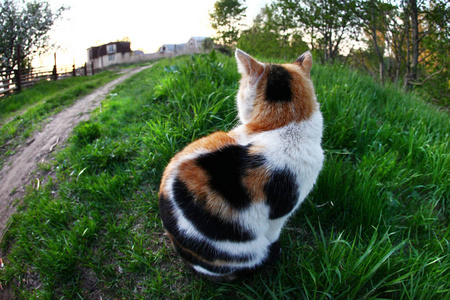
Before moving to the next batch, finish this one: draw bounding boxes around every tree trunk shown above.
[379,61,385,84]
[395,56,401,83]
[404,1,412,90]
[410,0,419,82]
[370,5,385,84]
[16,44,22,92]
[404,0,419,90]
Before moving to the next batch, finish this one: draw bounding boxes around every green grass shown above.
[0,71,120,169]
[1,52,449,299]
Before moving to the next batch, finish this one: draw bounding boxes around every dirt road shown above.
[0,65,152,238]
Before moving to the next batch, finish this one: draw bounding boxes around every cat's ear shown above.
[295,51,313,74]
[235,48,265,84]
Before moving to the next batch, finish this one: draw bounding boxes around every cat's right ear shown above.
[235,49,265,84]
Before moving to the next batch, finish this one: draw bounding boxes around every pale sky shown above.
[35,0,271,68]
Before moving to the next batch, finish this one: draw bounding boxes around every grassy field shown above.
[1,52,448,299]
[0,71,120,169]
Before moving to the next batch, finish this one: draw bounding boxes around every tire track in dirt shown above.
[0,65,152,238]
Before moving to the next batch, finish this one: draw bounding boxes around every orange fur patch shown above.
[181,131,237,154]
[242,165,269,203]
[246,63,317,134]
[177,160,210,201]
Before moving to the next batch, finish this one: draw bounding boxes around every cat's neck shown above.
[231,109,323,145]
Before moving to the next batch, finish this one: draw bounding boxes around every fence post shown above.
[17,44,22,92]
[84,63,87,76]
[52,52,58,80]
[52,65,58,80]
[91,61,95,76]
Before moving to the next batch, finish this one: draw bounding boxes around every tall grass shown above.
[0,71,120,169]
[1,52,448,299]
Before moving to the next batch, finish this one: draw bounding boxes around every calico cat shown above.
[158,49,324,280]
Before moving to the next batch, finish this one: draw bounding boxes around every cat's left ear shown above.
[235,48,265,84]
[295,51,313,74]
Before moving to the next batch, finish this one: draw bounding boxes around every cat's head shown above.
[235,49,317,133]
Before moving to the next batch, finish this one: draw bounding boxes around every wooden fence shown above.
[0,62,96,97]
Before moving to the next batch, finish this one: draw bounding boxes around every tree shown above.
[237,5,283,58]
[209,0,247,47]
[355,0,397,83]
[237,4,308,60]
[202,38,215,52]
[0,0,66,75]
[408,0,449,102]
[398,0,449,91]
[352,0,449,102]
[277,0,360,63]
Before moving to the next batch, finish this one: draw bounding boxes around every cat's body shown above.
[159,49,324,280]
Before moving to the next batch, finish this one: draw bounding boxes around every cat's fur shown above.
[158,49,324,280]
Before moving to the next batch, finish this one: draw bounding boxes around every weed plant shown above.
[1,52,448,298]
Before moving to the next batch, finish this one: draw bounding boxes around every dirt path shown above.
[0,65,152,238]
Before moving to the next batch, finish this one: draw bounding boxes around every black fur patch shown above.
[174,242,236,275]
[231,240,282,278]
[187,240,282,278]
[172,178,255,242]
[196,145,265,210]
[266,65,293,102]
[264,168,299,219]
[159,194,252,262]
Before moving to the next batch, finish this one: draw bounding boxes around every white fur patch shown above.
[192,265,233,277]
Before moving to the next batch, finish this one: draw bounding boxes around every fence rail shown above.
[1,61,96,97]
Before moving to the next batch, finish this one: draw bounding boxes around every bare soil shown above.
[0,65,152,243]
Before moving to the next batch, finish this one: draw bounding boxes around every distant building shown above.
[87,41,132,69]
[159,37,210,54]
[159,43,187,54]
[86,37,215,69]
[187,37,208,51]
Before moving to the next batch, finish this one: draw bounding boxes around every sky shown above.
[35,0,271,68]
